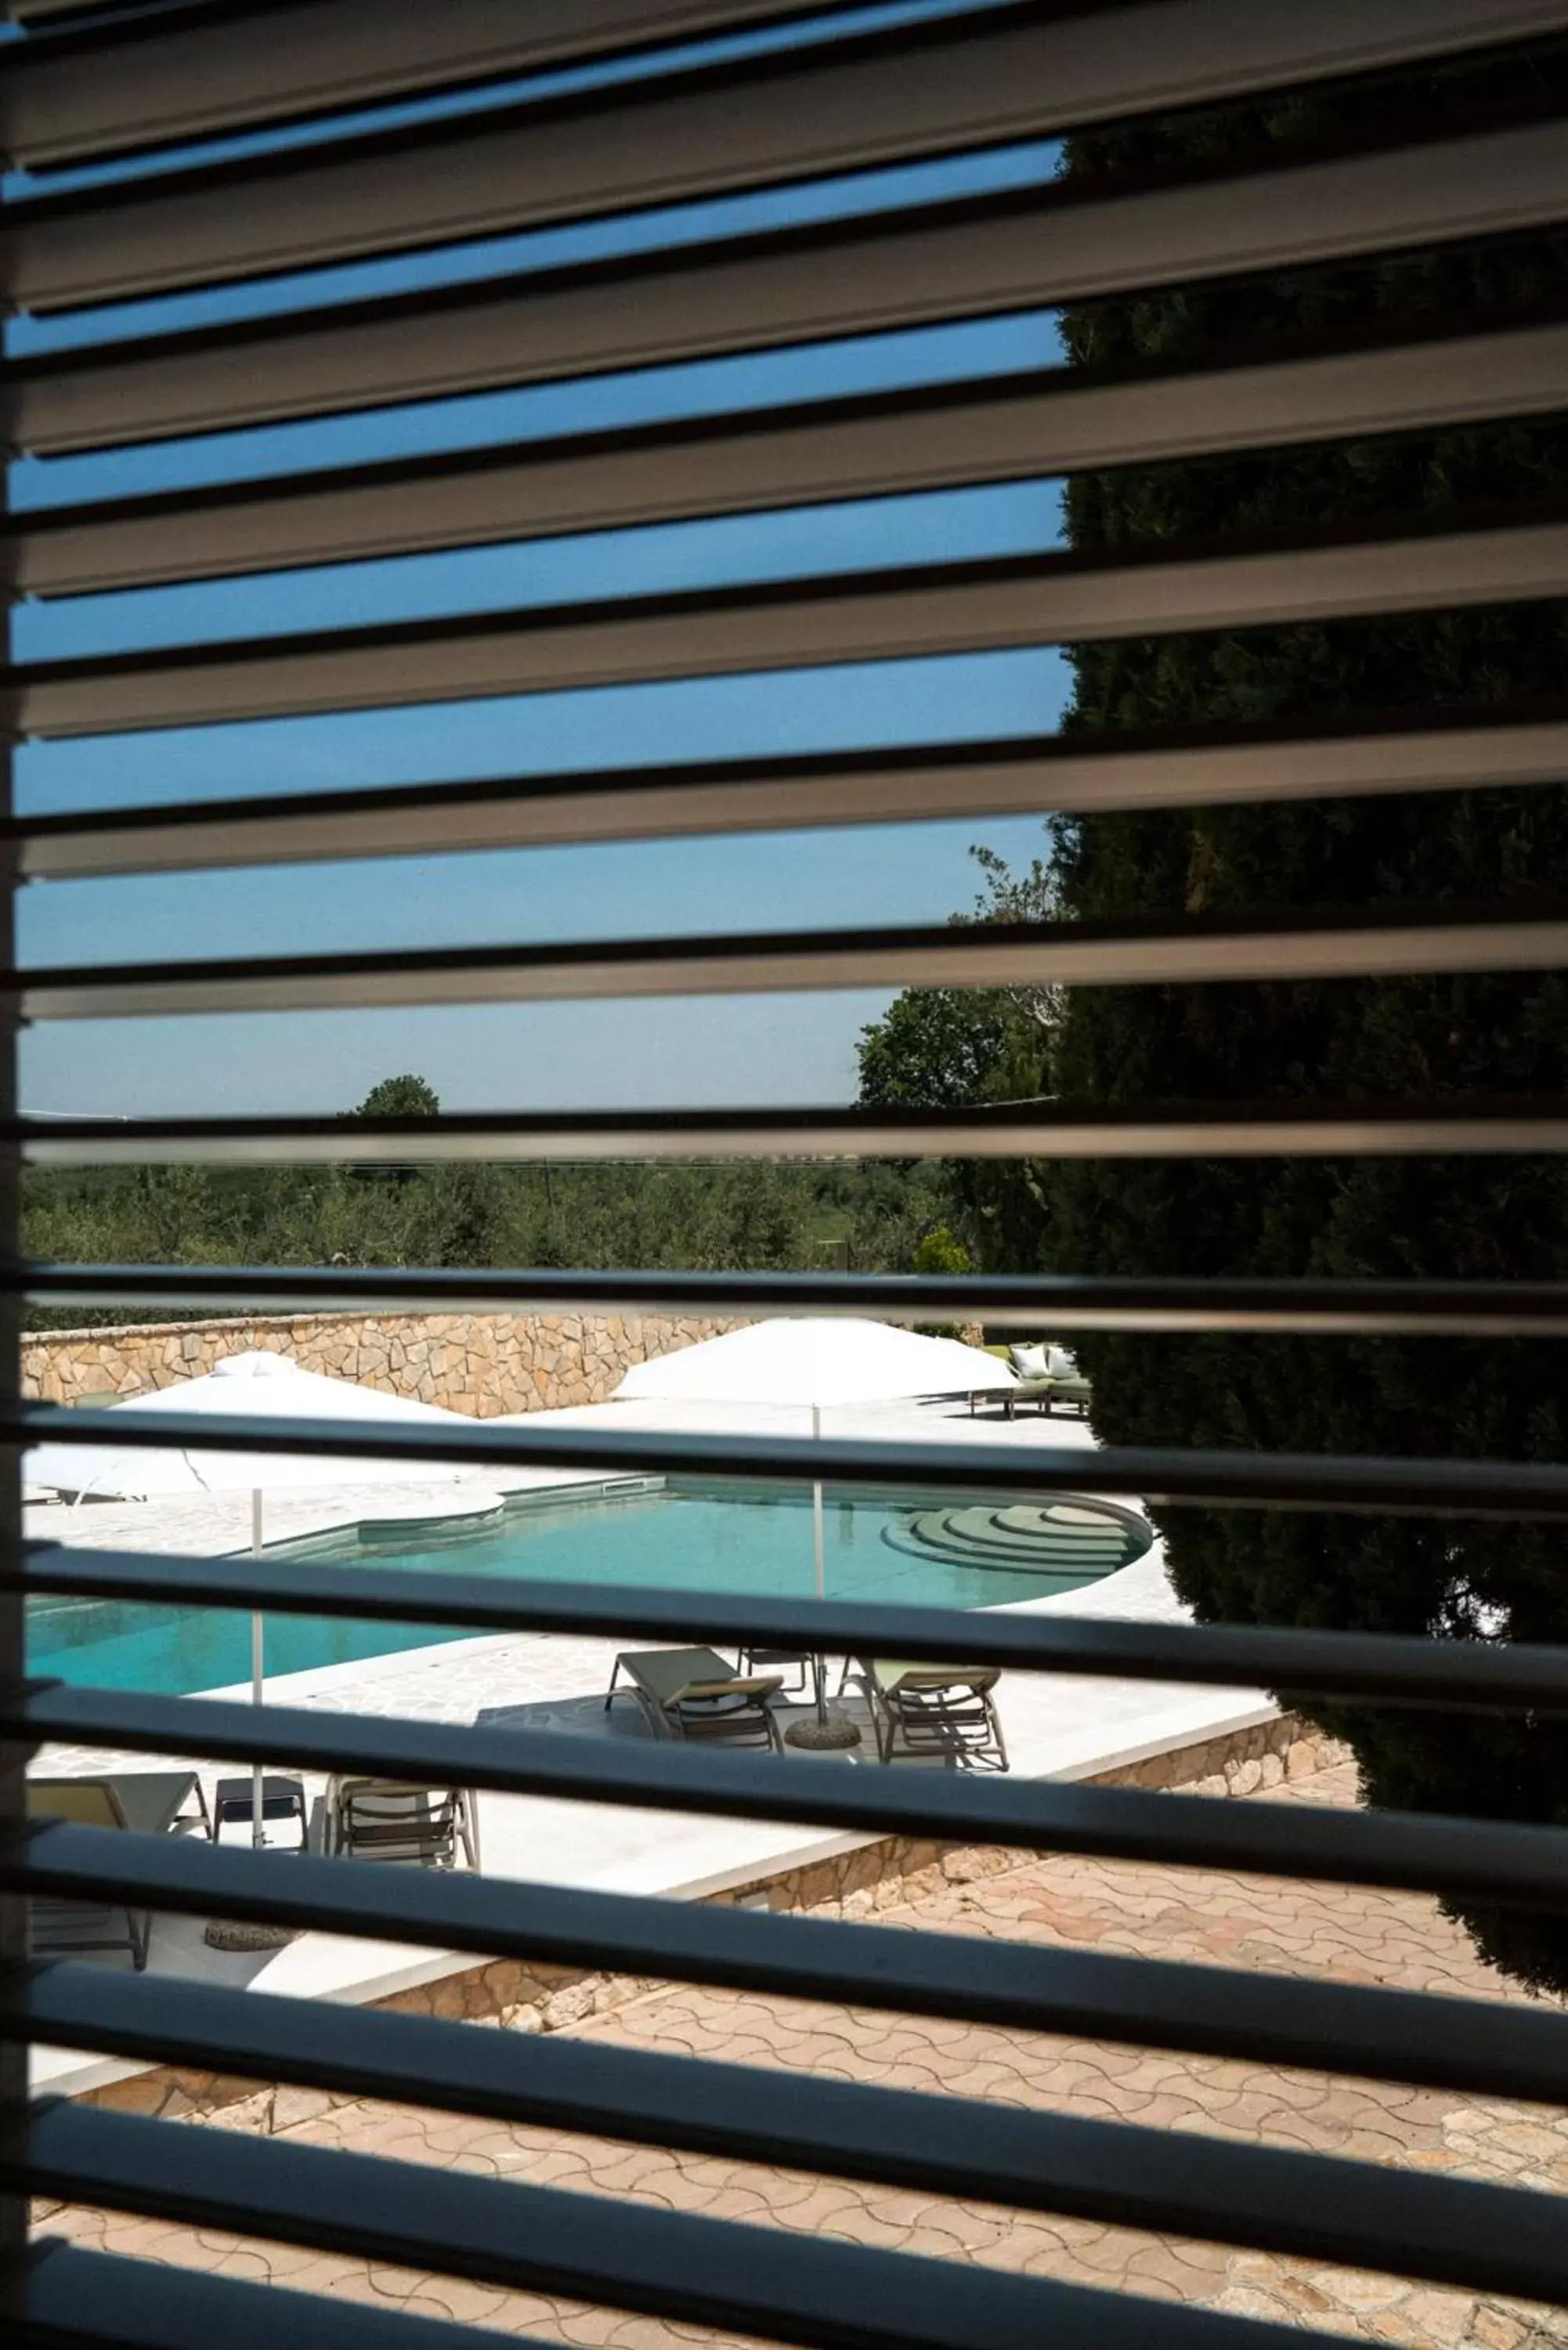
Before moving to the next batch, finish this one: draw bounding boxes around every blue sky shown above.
[10,0,1068,1119]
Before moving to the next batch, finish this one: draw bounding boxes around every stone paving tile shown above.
[33,1759,1568,2347]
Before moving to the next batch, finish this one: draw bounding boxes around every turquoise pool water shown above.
[27,1478,1150,1697]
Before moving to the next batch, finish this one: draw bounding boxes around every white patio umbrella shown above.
[615,1319,1015,1746]
[25,1350,475,1846]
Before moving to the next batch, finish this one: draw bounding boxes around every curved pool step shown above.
[881,1495,1151,1579]
[897,1520,1125,1570]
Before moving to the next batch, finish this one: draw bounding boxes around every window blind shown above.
[5,2,1568,2343]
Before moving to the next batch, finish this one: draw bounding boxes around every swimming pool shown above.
[27,1477,1152,1697]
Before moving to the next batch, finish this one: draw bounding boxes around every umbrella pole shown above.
[812,1403,827,1724]
[785,1404,860,1752]
[205,1491,294,1950]
[251,1489,265,1850]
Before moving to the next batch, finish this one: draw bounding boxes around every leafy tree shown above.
[858,845,1059,1268]
[353,1074,440,1119]
[121,1165,216,1263]
[856,984,1018,1113]
[857,844,1060,1112]
[835,1158,957,1277]
[1044,56,1568,1990]
[910,1223,974,1337]
[910,1224,971,1278]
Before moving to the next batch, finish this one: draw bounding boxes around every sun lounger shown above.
[1002,1343,1093,1419]
[968,1343,1091,1418]
[27,1770,211,1969]
[323,1777,479,1870]
[850,1660,1009,1771]
[606,1646,785,1750]
[1003,1373,1091,1418]
[735,1647,821,1706]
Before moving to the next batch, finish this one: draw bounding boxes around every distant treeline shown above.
[22,1076,963,1329]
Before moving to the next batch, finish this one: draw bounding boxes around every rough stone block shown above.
[790,1863,841,1911]
[270,2084,338,2134]
[92,2070,177,2117]
[940,1847,997,1883]
[543,1979,599,2031]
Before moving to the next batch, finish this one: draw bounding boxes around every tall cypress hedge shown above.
[1043,53,1568,1990]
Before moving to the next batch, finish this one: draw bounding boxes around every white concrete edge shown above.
[24,1465,641,1569]
[33,2048,154,2099]
[657,1826,881,1907]
[1046,1698,1280,1784]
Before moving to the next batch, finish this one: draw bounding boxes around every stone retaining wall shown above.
[68,1715,1345,2128]
[21,1307,741,1417]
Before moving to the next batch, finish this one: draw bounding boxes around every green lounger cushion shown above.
[618,1647,782,1711]
[29,1771,201,1838]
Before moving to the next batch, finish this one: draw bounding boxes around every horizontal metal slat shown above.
[13,114,1568,454]
[12,23,1568,2350]
[16,707,1568,878]
[5,0,195,16]
[0,14,1155,313]
[15,1821,1568,2108]
[20,1540,1568,1712]
[13,900,1568,1021]
[21,1259,1568,1337]
[10,2100,1328,2350]
[16,1682,1568,1908]
[12,0,1567,175]
[0,736,1124,871]
[12,510,1568,739]
[25,5,1568,314]
[15,1401,1568,1520]
[16,1097,1568,1169]
[14,1965,1567,2308]
[2,0,906,169]
[20,2241,501,2350]
[20,312,1568,598]
[9,0,227,13]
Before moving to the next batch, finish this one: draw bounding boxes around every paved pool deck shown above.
[25,1394,1276,2099]
[43,1755,1568,2350]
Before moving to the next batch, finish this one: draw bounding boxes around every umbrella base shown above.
[203,1918,297,1952]
[785,1713,862,1752]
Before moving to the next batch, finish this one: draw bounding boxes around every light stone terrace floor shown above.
[36,1759,1568,2348]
